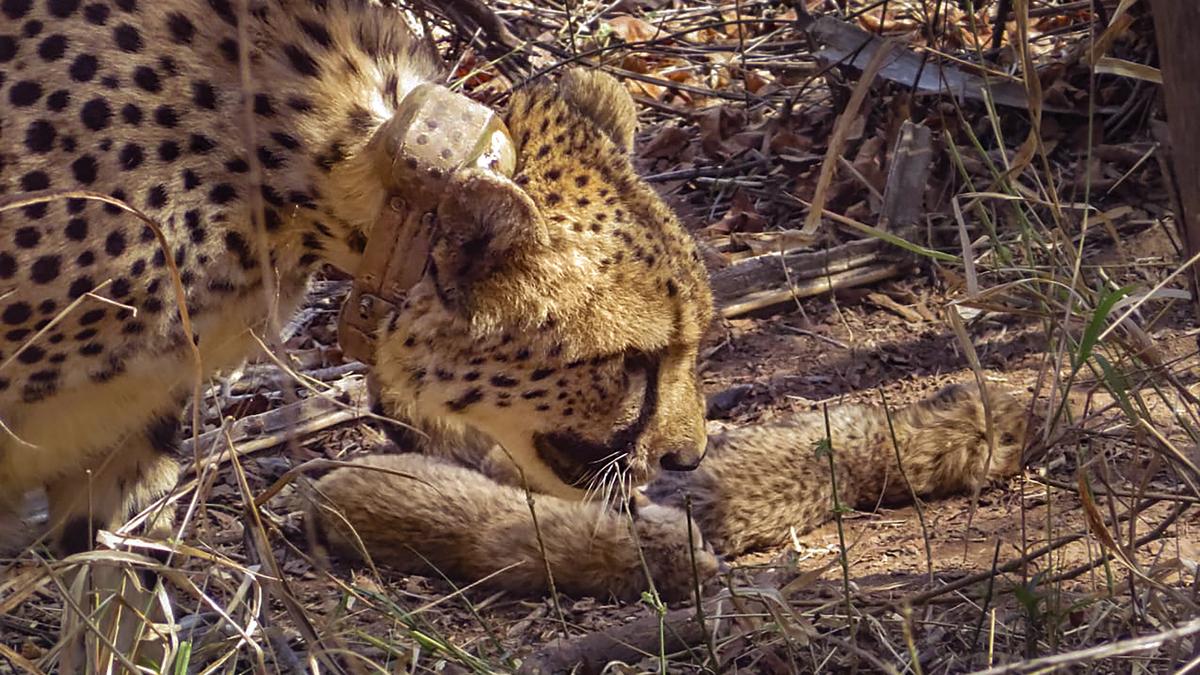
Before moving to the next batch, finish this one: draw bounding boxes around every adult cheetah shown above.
[0,0,712,563]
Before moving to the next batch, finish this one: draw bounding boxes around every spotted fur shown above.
[372,70,714,499]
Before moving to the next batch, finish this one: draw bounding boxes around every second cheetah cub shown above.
[308,454,718,601]
[647,382,1029,556]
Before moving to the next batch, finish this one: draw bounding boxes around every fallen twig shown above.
[182,376,369,469]
[517,606,709,674]
[971,616,1200,674]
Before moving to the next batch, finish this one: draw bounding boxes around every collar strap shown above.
[338,83,516,365]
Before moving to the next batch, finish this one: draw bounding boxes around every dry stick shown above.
[822,634,901,675]
[376,547,514,670]
[876,386,934,588]
[645,159,766,183]
[33,555,144,675]
[1148,0,1200,317]
[512,14,801,87]
[820,404,857,637]
[710,237,882,297]
[899,604,924,675]
[517,606,708,675]
[717,264,904,318]
[180,376,368,461]
[0,642,44,675]
[1029,475,1200,505]
[972,616,1200,675]
[520,34,780,102]
[734,0,750,107]
[522,591,860,675]
[685,496,720,669]
[491,450,569,641]
[438,0,522,50]
[970,540,1004,652]
[226,431,350,675]
[621,496,674,675]
[1043,501,1189,587]
[990,0,1013,51]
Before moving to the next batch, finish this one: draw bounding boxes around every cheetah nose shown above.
[659,446,704,471]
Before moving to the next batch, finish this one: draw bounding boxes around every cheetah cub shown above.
[308,454,718,601]
[308,382,1025,598]
[647,382,1029,555]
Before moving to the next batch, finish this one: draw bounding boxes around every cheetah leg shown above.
[49,417,181,674]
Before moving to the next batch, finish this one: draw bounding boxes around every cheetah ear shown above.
[432,168,550,311]
[559,68,639,153]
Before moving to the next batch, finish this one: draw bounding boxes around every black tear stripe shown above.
[534,355,662,487]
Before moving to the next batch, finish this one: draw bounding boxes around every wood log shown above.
[708,238,905,317]
[880,120,933,232]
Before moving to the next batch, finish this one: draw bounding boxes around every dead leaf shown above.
[1094,57,1162,84]
[768,129,813,157]
[744,69,771,94]
[698,105,748,159]
[708,190,767,234]
[639,124,691,160]
[607,15,662,44]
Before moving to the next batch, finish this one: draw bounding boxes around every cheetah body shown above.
[0,0,712,552]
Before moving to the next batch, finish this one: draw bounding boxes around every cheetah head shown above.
[917,382,1031,495]
[371,69,713,500]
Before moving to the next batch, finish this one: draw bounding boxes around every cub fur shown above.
[308,453,718,601]
[648,382,1028,555]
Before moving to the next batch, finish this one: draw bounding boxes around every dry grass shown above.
[3,0,1198,673]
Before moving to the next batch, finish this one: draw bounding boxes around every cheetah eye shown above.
[1000,433,1016,445]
